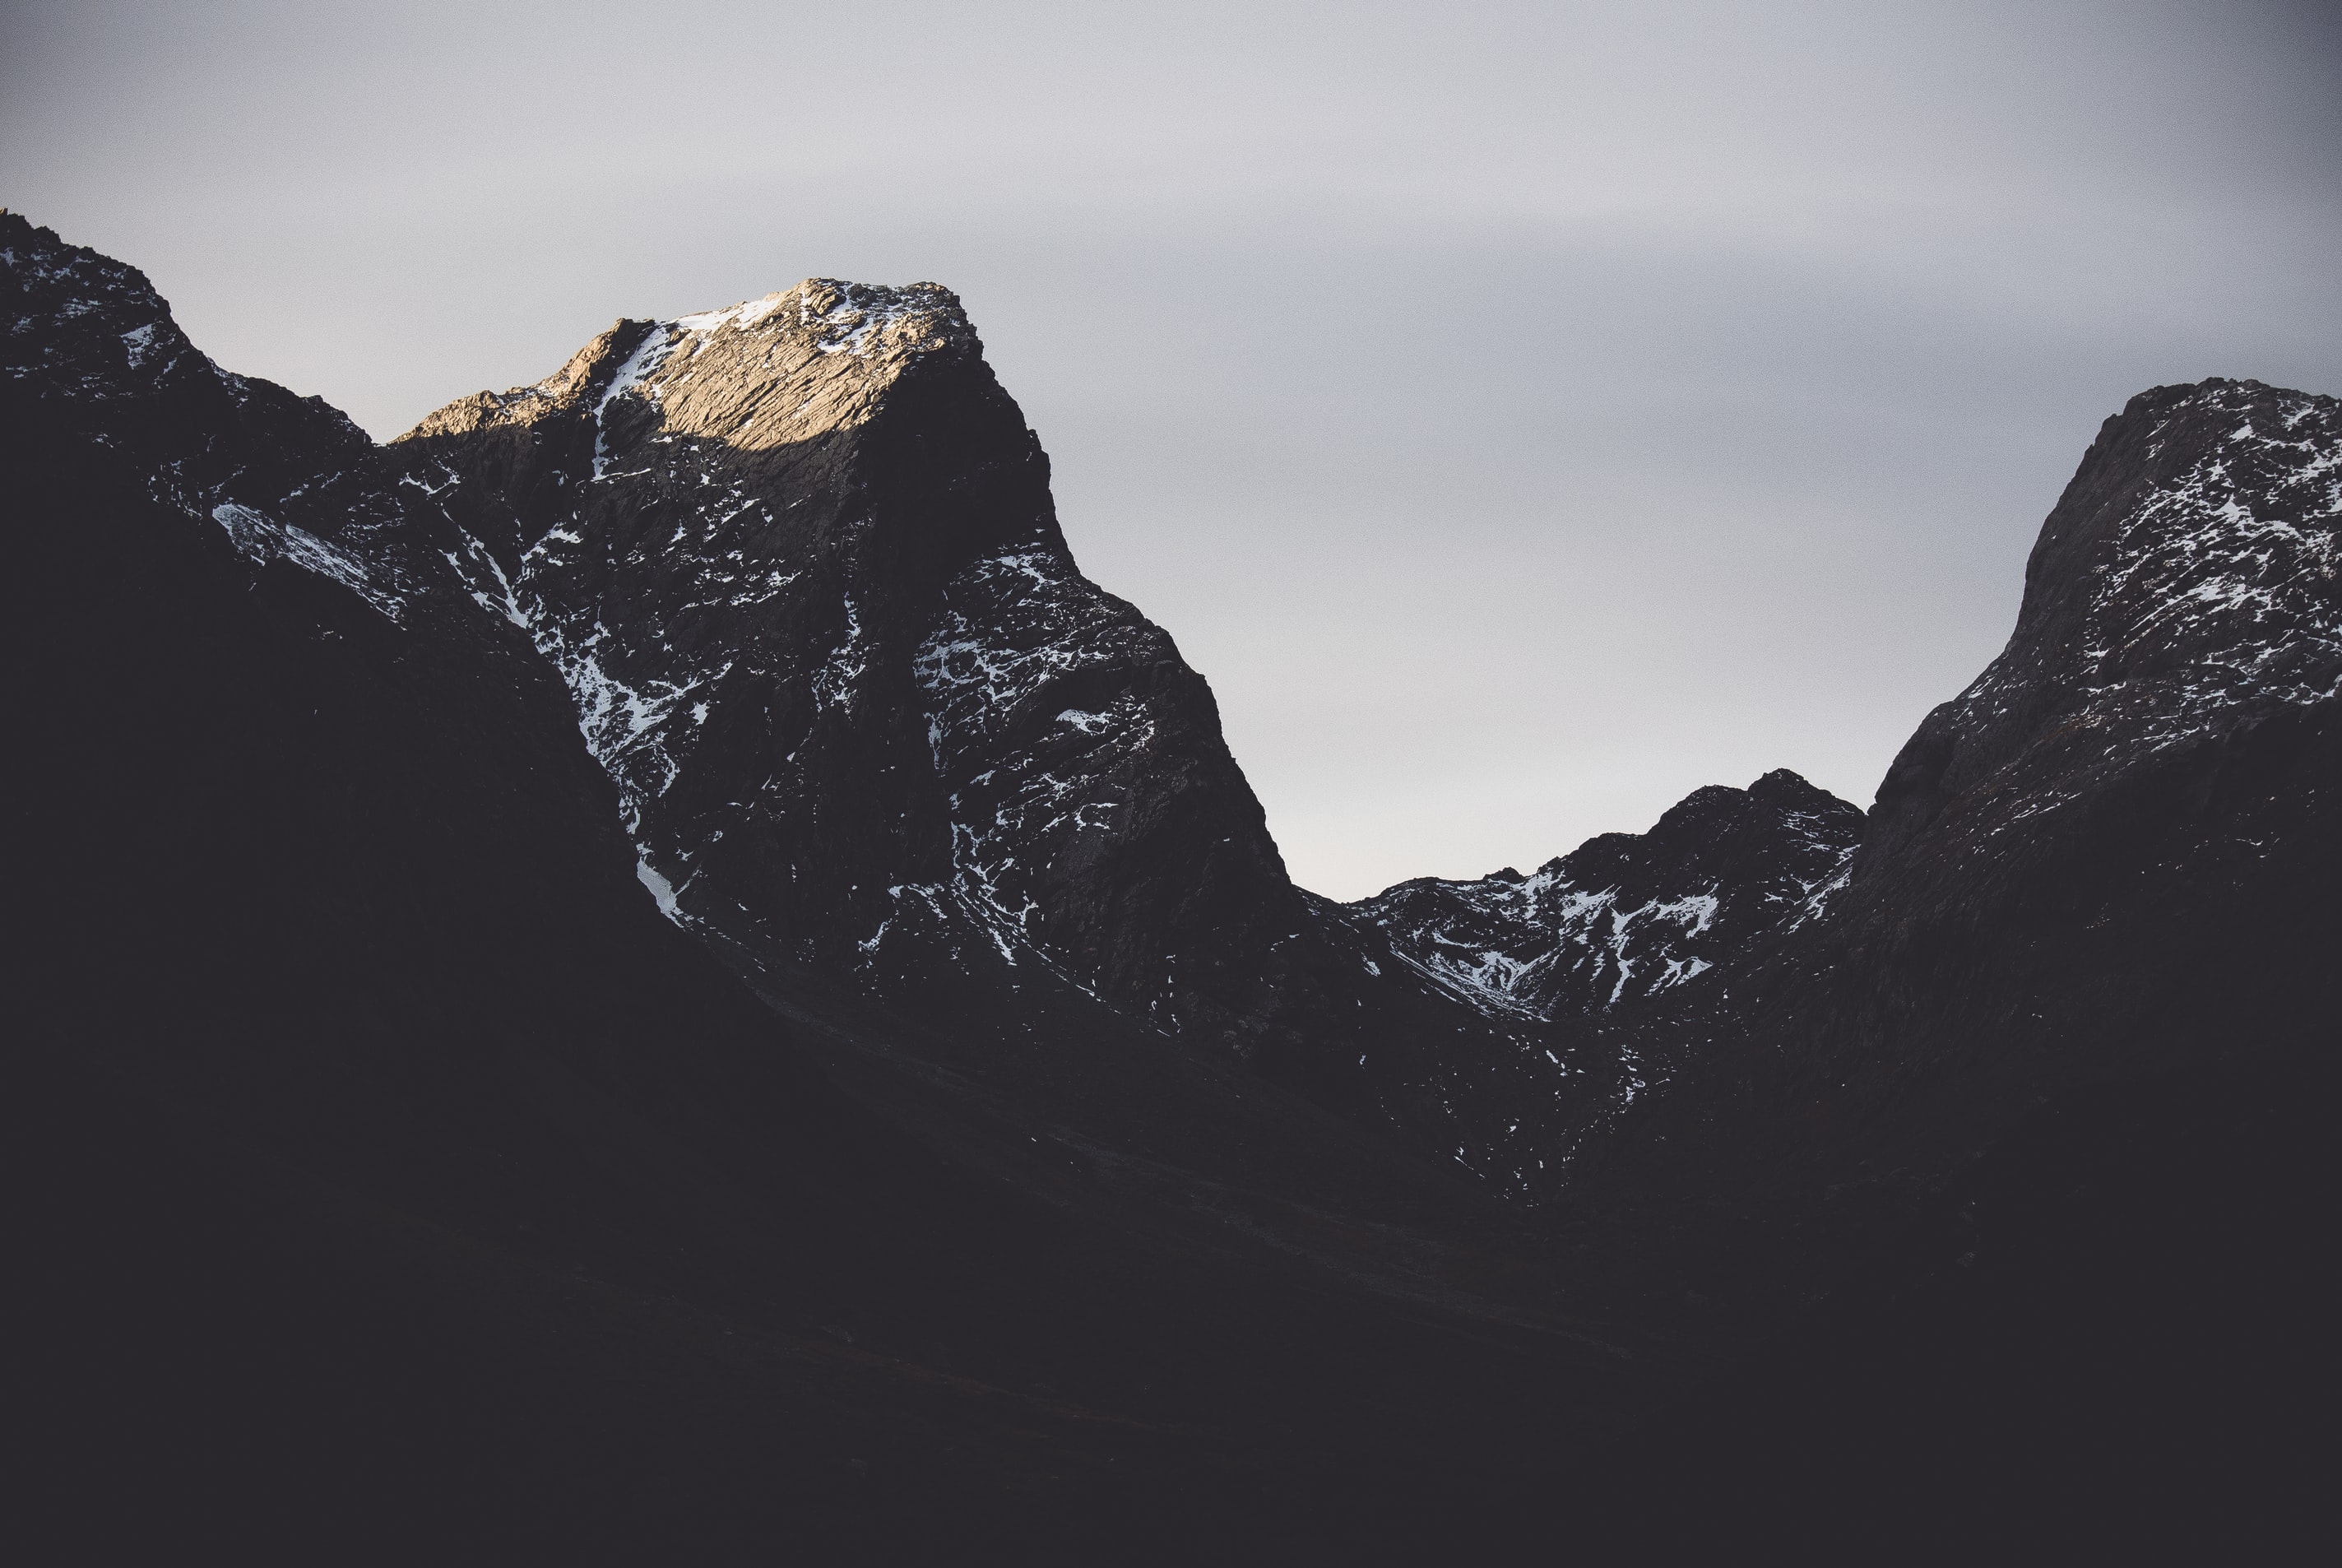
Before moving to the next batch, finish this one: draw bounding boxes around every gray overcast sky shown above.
[7,1,2340,898]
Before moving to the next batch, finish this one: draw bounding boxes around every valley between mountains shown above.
[9,209,2335,1562]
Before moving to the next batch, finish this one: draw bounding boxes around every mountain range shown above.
[8,209,2335,1563]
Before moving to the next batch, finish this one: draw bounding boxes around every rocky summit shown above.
[9,208,2335,1563]
[391,281,1326,1053]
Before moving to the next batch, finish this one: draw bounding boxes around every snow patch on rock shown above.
[211,502,404,620]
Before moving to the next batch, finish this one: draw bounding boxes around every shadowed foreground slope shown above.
[3,210,1658,1567]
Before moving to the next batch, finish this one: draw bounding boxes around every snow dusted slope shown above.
[1866,378,2341,867]
[1350,771,1861,1020]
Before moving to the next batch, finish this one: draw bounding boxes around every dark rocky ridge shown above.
[1348,768,1862,1019]
[10,206,2335,1561]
